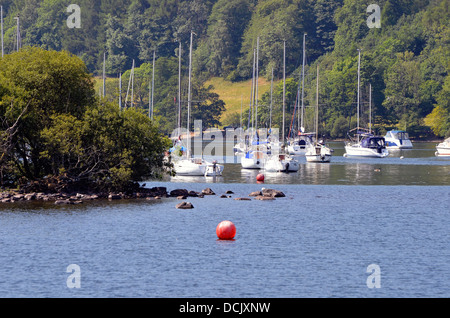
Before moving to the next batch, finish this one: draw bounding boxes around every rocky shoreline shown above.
[0,186,285,205]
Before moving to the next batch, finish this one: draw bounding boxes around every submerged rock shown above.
[201,188,216,195]
[170,189,189,197]
[261,189,285,197]
[176,201,194,209]
[255,195,275,201]
[234,197,251,201]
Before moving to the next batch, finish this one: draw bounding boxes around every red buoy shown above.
[256,173,265,182]
[216,221,236,240]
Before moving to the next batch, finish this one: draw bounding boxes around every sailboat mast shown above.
[300,33,306,132]
[270,68,274,129]
[1,6,4,58]
[369,83,372,135]
[131,59,135,108]
[151,50,155,119]
[255,37,259,135]
[282,40,286,142]
[119,73,122,110]
[357,49,361,134]
[316,65,319,143]
[103,52,106,98]
[124,59,134,108]
[250,49,256,131]
[14,15,20,52]
[178,41,182,129]
[187,31,193,155]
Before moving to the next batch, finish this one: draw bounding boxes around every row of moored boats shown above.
[166,35,449,177]
[167,129,449,177]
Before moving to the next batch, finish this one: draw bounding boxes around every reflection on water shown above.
[167,142,449,186]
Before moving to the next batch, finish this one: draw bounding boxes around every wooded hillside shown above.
[1,0,448,138]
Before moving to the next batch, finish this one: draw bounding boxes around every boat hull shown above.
[385,139,413,149]
[435,146,450,157]
[344,145,389,158]
[287,145,307,156]
[241,151,265,169]
[305,145,332,163]
[306,153,332,162]
[174,158,223,176]
[264,155,299,172]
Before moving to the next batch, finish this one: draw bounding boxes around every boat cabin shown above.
[361,136,386,150]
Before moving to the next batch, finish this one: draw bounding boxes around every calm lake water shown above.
[0,142,448,298]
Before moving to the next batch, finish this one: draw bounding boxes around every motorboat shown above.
[344,50,388,158]
[344,133,389,158]
[305,142,332,162]
[435,137,450,156]
[384,130,413,149]
[264,153,299,172]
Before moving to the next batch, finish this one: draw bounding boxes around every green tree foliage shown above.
[0,48,171,190]
[1,0,448,138]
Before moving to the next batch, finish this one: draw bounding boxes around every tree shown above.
[383,52,422,130]
[41,103,171,192]
[196,0,254,78]
[0,47,96,182]
[0,47,171,190]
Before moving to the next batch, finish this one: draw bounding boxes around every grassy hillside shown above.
[206,77,276,127]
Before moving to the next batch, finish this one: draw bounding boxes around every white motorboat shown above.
[264,154,299,172]
[305,143,332,162]
[435,137,450,156]
[384,130,413,149]
[344,49,388,159]
[344,134,389,158]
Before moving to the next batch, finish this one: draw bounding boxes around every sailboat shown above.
[263,43,299,172]
[241,37,267,169]
[305,65,332,163]
[172,32,224,176]
[287,34,314,156]
[344,50,388,158]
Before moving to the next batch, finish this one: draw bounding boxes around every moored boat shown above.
[264,154,299,172]
[384,130,413,149]
[435,137,450,156]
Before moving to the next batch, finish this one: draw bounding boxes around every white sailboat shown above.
[264,153,299,172]
[172,31,223,176]
[305,65,332,163]
[344,49,388,158]
[287,34,314,156]
[263,45,299,172]
[241,37,266,169]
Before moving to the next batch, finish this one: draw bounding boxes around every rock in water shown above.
[176,201,194,209]
[261,188,285,197]
[201,188,216,195]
